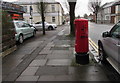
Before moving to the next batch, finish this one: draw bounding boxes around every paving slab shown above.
[35,66,68,75]
[3,60,23,75]
[50,47,69,50]
[53,40,71,45]
[3,66,27,81]
[52,50,70,55]
[47,59,72,66]
[21,54,30,60]
[46,54,69,59]
[16,48,35,55]
[35,54,47,60]
[68,66,109,81]
[39,48,52,55]
[29,59,47,67]
[16,76,39,81]
[54,45,71,48]
[25,41,43,47]
[21,67,39,76]
[39,50,52,55]
[38,75,74,81]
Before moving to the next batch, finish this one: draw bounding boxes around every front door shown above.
[111,16,115,24]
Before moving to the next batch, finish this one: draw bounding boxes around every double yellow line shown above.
[89,38,98,53]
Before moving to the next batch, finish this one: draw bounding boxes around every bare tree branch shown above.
[63,1,69,12]
[88,0,102,23]
[36,1,48,15]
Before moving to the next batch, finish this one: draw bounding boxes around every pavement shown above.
[2,25,110,82]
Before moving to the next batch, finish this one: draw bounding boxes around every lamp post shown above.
[30,5,33,24]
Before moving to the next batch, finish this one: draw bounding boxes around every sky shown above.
[75,0,115,16]
[3,0,116,16]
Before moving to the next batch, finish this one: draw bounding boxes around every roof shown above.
[13,0,64,14]
[102,2,115,8]
[102,0,120,8]
[13,0,59,5]
[114,1,120,5]
[0,1,25,13]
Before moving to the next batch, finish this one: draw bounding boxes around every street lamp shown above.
[30,5,33,24]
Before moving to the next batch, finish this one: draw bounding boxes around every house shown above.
[88,13,95,22]
[97,0,120,24]
[114,1,120,23]
[1,1,25,20]
[13,0,64,25]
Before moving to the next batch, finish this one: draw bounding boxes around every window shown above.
[110,23,120,38]
[118,16,120,21]
[118,5,120,13]
[52,17,55,22]
[51,5,55,12]
[23,6,27,12]
[105,16,110,20]
[16,22,29,28]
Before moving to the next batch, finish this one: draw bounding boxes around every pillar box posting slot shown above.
[74,19,89,65]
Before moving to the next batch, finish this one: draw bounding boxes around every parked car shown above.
[29,24,38,31]
[32,22,57,30]
[1,10,16,57]
[14,20,36,44]
[98,21,120,74]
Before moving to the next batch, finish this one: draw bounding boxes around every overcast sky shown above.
[3,0,116,16]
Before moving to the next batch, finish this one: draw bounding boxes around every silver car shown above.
[14,21,36,44]
[98,21,120,74]
[32,22,57,30]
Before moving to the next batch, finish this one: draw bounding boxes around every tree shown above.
[88,0,102,23]
[84,14,88,19]
[67,0,76,36]
[63,0,69,12]
[36,0,48,35]
[36,1,48,14]
[77,15,80,19]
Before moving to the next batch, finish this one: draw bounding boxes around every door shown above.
[17,22,30,38]
[105,22,120,63]
[111,16,115,24]
[21,22,33,37]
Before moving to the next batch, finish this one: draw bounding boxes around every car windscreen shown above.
[15,22,30,28]
[110,23,120,38]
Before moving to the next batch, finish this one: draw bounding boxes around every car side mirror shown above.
[102,31,110,37]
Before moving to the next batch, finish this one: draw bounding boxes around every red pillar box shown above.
[74,19,89,64]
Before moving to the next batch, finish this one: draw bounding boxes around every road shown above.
[89,22,114,44]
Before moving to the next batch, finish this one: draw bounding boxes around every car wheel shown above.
[32,31,36,37]
[48,26,53,30]
[18,35,24,44]
[98,43,107,63]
